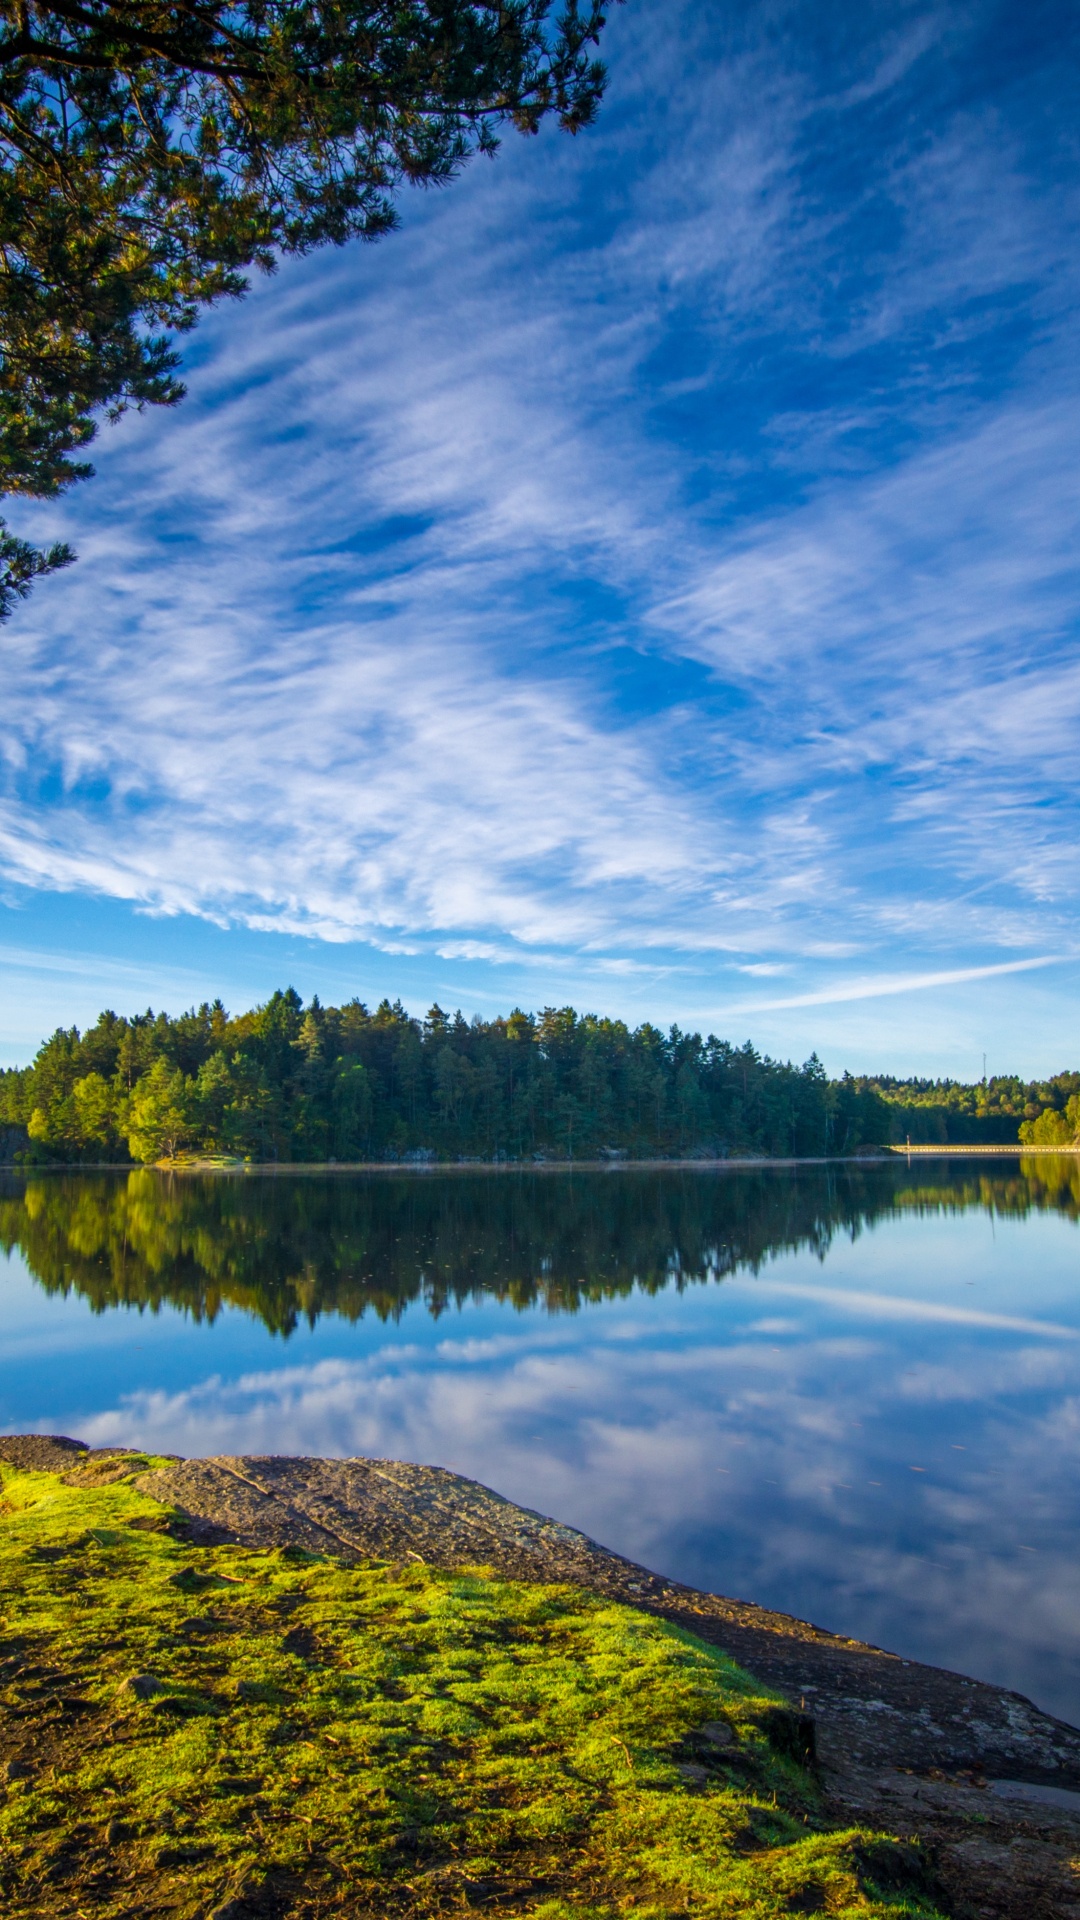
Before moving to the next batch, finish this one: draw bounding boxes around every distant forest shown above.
[0,990,1077,1165]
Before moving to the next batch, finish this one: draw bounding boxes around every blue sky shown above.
[3,0,1079,1075]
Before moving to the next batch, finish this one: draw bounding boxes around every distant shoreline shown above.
[886,1143,1079,1155]
[5,1145,1078,1174]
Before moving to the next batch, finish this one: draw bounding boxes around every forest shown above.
[0,989,1076,1165]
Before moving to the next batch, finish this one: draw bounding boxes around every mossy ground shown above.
[0,1460,944,1919]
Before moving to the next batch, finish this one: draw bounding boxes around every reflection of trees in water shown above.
[891,1157,1080,1218]
[1,1162,1077,1339]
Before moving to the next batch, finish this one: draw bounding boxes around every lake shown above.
[2,1156,1079,1723]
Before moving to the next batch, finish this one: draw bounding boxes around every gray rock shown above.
[122,1673,165,1701]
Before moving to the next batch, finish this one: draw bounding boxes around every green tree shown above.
[194,1049,237,1149]
[125,1058,197,1161]
[332,1059,374,1158]
[70,1070,121,1152]
[1019,1093,1080,1146]
[674,1060,708,1151]
[0,0,616,612]
[434,1043,475,1141]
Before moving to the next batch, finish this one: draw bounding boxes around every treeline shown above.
[860,1072,1080,1145]
[0,988,1074,1165]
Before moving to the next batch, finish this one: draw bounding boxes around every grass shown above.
[0,1458,945,1918]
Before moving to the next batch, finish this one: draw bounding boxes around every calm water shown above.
[2,1158,1079,1722]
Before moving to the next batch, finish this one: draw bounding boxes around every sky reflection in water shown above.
[2,1159,1079,1722]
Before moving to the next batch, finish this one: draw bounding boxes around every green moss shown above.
[0,1462,943,1917]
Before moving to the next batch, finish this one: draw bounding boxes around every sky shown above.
[3,0,1080,1076]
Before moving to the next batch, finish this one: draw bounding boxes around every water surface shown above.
[2,1158,1079,1721]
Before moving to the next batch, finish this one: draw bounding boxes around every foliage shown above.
[0,989,879,1163]
[0,0,615,604]
[0,1458,944,1918]
[1018,1092,1080,1147]
[4,989,1069,1166]
[124,1057,200,1162]
[6,991,1073,1168]
[0,517,72,617]
[861,1071,1080,1145]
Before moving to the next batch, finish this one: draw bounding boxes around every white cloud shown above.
[2,0,1079,1017]
[707,955,1064,1014]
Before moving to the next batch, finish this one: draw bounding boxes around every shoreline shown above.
[3,1435,1079,1920]
[4,1145,1075,1174]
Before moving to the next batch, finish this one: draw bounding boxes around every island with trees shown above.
[1,988,1076,1165]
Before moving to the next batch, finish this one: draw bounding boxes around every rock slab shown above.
[5,1436,1080,1920]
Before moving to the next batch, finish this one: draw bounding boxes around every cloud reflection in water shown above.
[1,1160,1079,1722]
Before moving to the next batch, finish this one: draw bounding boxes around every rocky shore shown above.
[3,1433,1079,1918]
